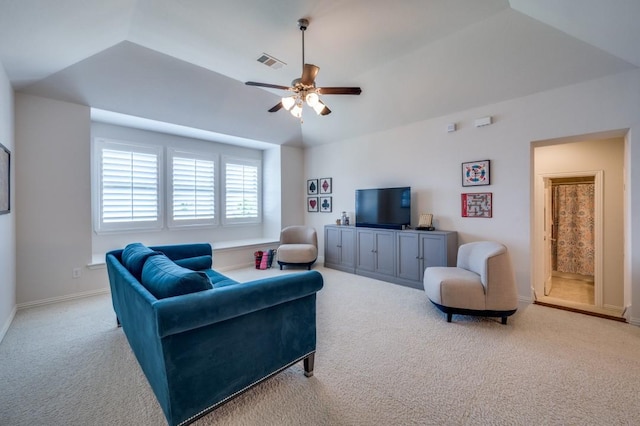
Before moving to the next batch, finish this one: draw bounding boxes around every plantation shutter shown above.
[172,156,215,221]
[225,161,259,221]
[101,148,159,224]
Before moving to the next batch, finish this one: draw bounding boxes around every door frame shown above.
[533,170,604,306]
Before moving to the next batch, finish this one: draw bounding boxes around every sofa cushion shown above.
[122,243,160,281]
[174,255,213,271]
[141,254,212,299]
[204,269,239,289]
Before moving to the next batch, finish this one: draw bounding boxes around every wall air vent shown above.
[257,53,286,69]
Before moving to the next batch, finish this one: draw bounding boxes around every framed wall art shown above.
[319,196,332,213]
[462,159,490,186]
[0,142,10,215]
[319,177,332,194]
[307,179,318,195]
[461,192,492,218]
[307,197,319,212]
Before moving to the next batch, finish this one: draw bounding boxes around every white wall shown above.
[0,61,16,341]
[15,94,99,305]
[14,93,305,305]
[304,68,640,322]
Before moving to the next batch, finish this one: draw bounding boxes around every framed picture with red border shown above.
[461,192,492,218]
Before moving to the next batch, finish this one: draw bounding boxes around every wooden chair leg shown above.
[447,313,452,322]
[304,353,315,377]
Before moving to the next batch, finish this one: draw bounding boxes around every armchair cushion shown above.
[141,253,212,299]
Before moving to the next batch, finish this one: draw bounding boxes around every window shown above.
[92,135,263,234]
[94,139,162,232]
[168,149,216,227]
[223,157,260,224]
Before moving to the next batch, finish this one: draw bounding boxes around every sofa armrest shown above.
[153,270,323,338]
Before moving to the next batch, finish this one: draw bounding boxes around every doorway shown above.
[544,175,596,305]
[532,136,625,320]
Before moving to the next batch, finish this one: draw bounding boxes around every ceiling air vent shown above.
[257,53,286,69]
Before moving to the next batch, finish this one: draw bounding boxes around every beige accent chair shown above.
[277,226,318,270]
[423,241,518,324]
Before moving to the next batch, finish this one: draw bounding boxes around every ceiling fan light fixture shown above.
[245,17,361,120]
[290,103,303,118]
[305,92,319,107]
[282,96,296,110]
[312,99,326,115]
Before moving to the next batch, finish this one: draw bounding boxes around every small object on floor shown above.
[254,251,263,269]
[259,251,269,269]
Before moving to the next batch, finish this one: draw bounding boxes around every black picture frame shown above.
[462,159,490,187]
[320,196,332,213]
[319,177,332,194]
[307,179,318,195]
[307,197,319,212]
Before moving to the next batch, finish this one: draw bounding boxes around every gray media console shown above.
[324,225,457,289]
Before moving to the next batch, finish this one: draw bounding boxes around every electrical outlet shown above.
[72,267,82,279]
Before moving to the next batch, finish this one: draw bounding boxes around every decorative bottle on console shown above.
[341,211,347,225]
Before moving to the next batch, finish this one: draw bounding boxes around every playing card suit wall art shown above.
[308,197,318,212]
[307,178,333,212]
[307,179,318,195]
[319,178,332,194]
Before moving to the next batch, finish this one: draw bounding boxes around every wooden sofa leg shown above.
[446,313,452,323]
[304,353,315,377]
[501,316,507,325]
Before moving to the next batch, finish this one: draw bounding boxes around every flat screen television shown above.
[355,187,411,230]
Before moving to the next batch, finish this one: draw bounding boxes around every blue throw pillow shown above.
[141,254,212,299]
[174,255,213,271]
[122,243,160,281]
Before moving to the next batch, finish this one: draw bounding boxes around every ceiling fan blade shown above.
[300,64,320,86]
[268,102,284,113]
[317,87,362,95]
[245,81,292,91]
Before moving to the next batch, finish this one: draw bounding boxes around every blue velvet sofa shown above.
[105,243,323,426]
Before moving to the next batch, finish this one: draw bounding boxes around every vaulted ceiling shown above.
[1,0,638,147]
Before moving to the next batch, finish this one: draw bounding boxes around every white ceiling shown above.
[0,0,638,147]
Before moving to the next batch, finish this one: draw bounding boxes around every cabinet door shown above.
[356,229,375,272]
[325,227,343,265]
[421,234,446,269]
[374,230,395,276]
[397,232,420,281]
[340,228,355,268]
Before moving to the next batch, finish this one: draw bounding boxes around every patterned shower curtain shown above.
[551,183,595,276]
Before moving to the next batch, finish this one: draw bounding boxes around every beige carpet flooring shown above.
[2,265,640,425]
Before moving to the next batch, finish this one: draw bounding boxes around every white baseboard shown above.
[628,316,640,327]
[17,288,110,310]
[0,305,17,344]
[518,295,533,304]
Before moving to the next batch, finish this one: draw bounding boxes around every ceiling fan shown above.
[245,18,362,119]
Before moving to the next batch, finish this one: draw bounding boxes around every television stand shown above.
[324,225,457,289]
